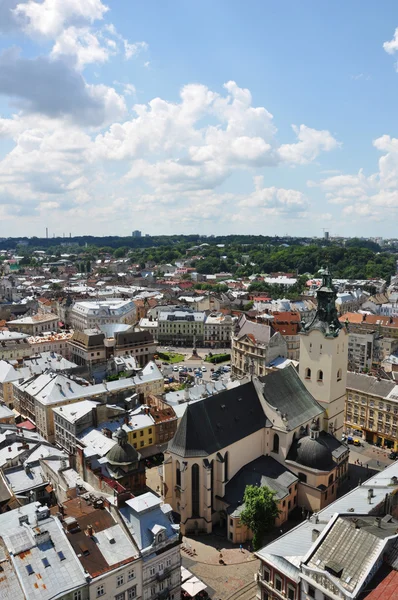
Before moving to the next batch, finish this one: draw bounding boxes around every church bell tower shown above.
[299,268,348,438]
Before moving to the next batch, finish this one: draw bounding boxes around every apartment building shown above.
[255,462,398,600]
[203,312,233,347]
[70,299,136,331]
[14,362,163,443]
[270,311,301,360]
[28,331,73,359]
[340,312,398,339]
[231,315,288,378]
[69,328,156,368]
[157,308,205,346]
[0,330,32,361]
[347,329,376,371]
[7,312,59,335]
[119,492,181,600]
[345,372,398,449]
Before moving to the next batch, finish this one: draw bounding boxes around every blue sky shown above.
[1,1,398,238]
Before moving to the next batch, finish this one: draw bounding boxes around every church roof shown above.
[259,365,324,430]
[167,381,267,458]
[221,455,298,509]
[287,430,347,471]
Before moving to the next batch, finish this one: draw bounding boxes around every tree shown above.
[239,485,280,550]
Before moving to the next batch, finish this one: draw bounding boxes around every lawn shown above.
[158,351,185,363]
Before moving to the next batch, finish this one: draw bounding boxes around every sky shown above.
[1,1,398,239]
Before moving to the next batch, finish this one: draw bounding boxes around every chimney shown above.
[375,517,382,528]
[86,524,94,536]
[312,529,320,542]
[368,489,374,504]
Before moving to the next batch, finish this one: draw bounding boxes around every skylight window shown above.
[57,551,66,561]
[26,564,34,575]
[42,558,50,568]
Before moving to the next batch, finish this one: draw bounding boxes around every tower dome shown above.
[290,434,334,471]
[107,427,140,466]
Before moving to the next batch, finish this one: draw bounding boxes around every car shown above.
[201,366,207,371]
[187,367,193,372]
[173,366,179,372]
[211,373,220,380]
[178,366,184,371]
[210,368,214,372]
[162,361,168,365]
[389,451,398,460]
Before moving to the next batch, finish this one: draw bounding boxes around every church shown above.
[161,269,350,543]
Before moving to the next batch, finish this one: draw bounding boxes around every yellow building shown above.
[345,372,398,450]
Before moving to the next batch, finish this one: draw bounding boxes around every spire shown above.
[302,267,342,337]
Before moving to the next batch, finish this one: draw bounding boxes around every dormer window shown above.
[157,533,164,543]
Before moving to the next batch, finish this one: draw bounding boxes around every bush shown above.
[205,353,231,364]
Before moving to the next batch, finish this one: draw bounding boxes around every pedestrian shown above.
[240,544,243,552]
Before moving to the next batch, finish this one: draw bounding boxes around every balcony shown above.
[156,567,171,581]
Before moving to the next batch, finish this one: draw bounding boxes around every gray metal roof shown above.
[259,364,324,430]
[168,381,266,458]
[347,372,396,398]
[222,455,298,509]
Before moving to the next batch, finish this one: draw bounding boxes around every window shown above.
[97,585,105,597]
[149,428,152,434]
[328,474,334,485]
[317,370,323,382]
[117,574,125,587]
[263,567,270,582]
[151,587,156,596]
[73,592,82,600]
[127,587,137,600]
[305,367,311,380]
[224,451,229,481]
[308,584,315,598]
[287,585,295,600]
[272,434,279,454]
[298,472,307,483]
[337,369,342,381]
[140,441,144,447]
[192,463,200,517]
[115,594,125,600]
[166,558,172,567]
[275,575,282,591]
[140,430,143,437]
[150,567,156,576]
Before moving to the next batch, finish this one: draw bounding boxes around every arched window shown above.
[272,433,279,454]
[305,367,311,380]
[176,460,181,487]
[224,452,229,482]
[337,369,342,382]
[298,472,307,483]
[191,464,200,517]
[317,370,323,382]
[328,474,334,485]
[210,460,214,512]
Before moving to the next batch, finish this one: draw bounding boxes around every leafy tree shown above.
[243,301,254,311]
[240,485,280,550]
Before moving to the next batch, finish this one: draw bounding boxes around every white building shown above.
[7,312,59,335]
[0,502,89,600]
[204,312,233,347]
[119,492,181,600]
[70,299,136,331]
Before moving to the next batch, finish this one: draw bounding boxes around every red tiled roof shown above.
[340,313,398,328]
[362,568,398,600]
[16,420,36,431]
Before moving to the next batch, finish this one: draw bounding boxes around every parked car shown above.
[173,366,179,372]
[389,451,398,460]
[188,367,193,372]
[201,366,207,371]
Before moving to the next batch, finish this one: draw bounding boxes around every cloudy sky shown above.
[1,1,398,238]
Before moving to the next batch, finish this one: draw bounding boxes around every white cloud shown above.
[123,40,148,59]
[313,135,398,220]
[238,177,309,214]
[14,0,109,38]
[383,28,398,54]
[278,124,340,165]
[51,26,111,69]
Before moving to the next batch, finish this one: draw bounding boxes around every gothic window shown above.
[176,461,181,487]
[272,434,279,454]
[328,474,334,485]
[224,452,229,482]
[305,368,311,380]
[317,370,323,381]
[337,369,342,382]
[191,464,200,517]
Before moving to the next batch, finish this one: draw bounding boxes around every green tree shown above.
[240,485,280,550]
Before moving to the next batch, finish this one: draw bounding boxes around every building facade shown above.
[7,312,59,335]
[70,299,137,331]
[157,309,205,346]
[203,313,233,347]
[345,372,398,449]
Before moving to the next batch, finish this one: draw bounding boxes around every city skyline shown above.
[1,1,398,237]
